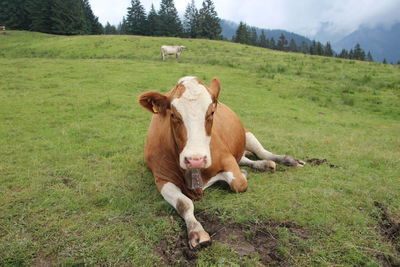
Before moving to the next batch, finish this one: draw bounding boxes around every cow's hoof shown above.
[188,230,211,249]
[296,159,306,167]
[251,160,276,172]
[282,156,305,167]
[262,160,276,171]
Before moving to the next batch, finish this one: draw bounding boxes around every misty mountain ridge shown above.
[220,19,313,46]
[221,19,400,63]
[333,22,400,63]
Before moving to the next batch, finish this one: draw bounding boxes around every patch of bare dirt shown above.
[373,201,400,266]
[155,212,310,266]
[306,158,338,168]
[34,255,55,267]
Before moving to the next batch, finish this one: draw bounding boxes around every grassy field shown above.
[0,31,399,266]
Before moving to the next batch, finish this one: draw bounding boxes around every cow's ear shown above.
[209,78,221,103]
[138,91,170,115]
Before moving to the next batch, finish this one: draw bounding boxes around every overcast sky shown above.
[89,0,400,41]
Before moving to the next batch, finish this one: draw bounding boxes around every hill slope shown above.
[0,31,399,266]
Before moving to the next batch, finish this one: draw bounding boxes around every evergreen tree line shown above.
[0,0,103,35]
[232,21,375,62]
[104,0,221,40]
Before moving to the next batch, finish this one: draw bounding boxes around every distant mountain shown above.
[220,19,312,46]
[333,23,400,63]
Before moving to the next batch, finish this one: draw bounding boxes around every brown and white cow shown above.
[138,76,304,249]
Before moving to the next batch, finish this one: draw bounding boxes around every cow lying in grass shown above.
[161,45,185,61]
[138,76,305,249]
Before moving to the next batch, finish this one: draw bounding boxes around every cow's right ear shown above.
[138,91,170,115]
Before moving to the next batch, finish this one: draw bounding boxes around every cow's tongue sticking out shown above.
[184,169,203,190]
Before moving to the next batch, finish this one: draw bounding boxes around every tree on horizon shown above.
[183,0,198,38]
[126,0,147,35]
[158,0,182,37]
[196,0,221,40]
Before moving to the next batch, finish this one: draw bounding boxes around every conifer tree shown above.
[29,0,53,33]
[197,0,221,39]
[288,39,297,52]
[258,30,269,48]
[324,42,334,57]
[349,49,354,59]
[126,0,147,35]
[50,0,87,35]
[146,4,160,36]
[277,34,288,51]
[0,0,31,30]
[316,41,324,55]
[366,51,374,62]
[309,41,316,55]
[269,37,276,49]
[338,49,349,59]
[300,41,309,54]
[158,0,182,37]
[82,0,103,34]
[104,22,117,34]
[233,22,250,44]
[353,43,365,60]
[118,17,129,34]
[183,0,198,38]
[249,27,258,46]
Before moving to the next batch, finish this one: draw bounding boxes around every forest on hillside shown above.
[0,0,382,63]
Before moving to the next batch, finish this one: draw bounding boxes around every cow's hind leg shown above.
[218,156,248,193]
[160,182,211,249]
[239,155,276,171]
[245,132,305,167]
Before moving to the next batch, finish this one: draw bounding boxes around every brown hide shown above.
[141,82,246,200]
[143,103,246,200]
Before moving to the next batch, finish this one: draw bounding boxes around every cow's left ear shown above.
[209,78,221,103]
[138,91,170,115]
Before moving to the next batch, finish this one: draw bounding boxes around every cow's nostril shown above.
[185,155,207,169]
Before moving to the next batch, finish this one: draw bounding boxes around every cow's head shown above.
[139,76,220,170]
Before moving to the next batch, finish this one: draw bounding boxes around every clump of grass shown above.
[342,96,355,106]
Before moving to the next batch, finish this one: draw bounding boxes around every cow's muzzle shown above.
[184,155,207,169]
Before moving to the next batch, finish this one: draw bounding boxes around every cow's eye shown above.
[171,113,175,118]
[211,111,215,115]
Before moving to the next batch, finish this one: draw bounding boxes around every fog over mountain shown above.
[333,23,400,63]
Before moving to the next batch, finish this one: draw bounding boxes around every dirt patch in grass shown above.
[155,212,310,266]
[306,158,338,168]
[34,255,55,267]
[373,201,400,266]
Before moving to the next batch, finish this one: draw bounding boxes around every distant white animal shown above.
[161,45,186,61]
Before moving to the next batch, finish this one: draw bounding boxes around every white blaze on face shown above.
[172,76,213,169]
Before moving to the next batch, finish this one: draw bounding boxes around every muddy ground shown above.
[155,212,310,266]
[305,158,338,168]
[374,201,400,266]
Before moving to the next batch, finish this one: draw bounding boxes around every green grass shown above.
[1,31,399,266]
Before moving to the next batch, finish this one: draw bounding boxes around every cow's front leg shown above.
[160,182,211,249]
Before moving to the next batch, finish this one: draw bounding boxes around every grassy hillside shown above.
[0,31,399,266]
